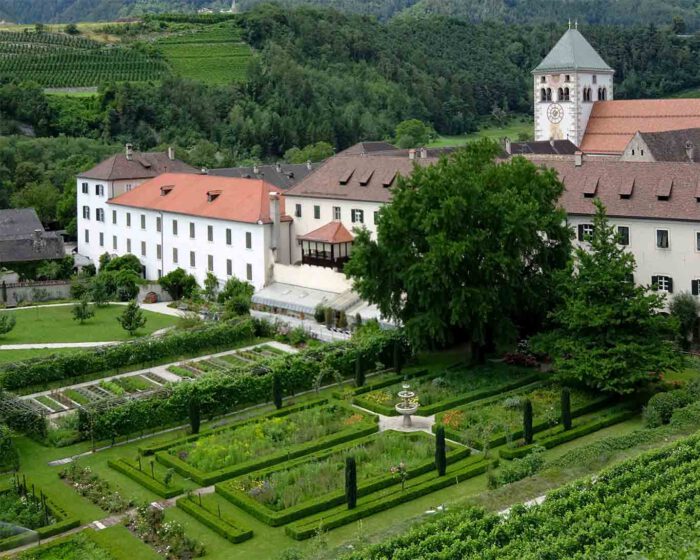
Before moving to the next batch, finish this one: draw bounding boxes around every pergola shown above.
[298,221,354,271]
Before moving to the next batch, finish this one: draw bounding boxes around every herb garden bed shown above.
[151,399,378,485]
[354,362,541,416]
[437,384,613,449]
[216,431,470,527]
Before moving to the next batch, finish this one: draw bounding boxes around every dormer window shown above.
[207,190,222,202]
[160,185,174,196]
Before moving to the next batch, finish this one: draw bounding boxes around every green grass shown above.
[0,304,176,344]
[429,118,533,148]
[156,24,252,84]
[671,87,700,98]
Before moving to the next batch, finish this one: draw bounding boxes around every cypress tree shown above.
[393,340,402,374]
[561,387,572,431]
[523,398,533,445]
[435,425,447,476]
[188,390,200,435]
[345,456,357,509]
[355,354,365,387]
[272,372,283,409]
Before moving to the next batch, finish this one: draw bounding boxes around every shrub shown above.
[0,424,17,471]
[72,297,94,324]
[103,254,142,275]
[435,425,447,476]
[159,268,198,300]
[189,391,201,435]
[116,301,147,335]
[345,456,357,510]
[523,398,533,444]
[488,446,545,488]
[669,292,698,350]
[355,355,365,388]
[337,311,348,330]
[177,495,252,544]
[644,389,693,427]
[272,372,283,409]
[324,307,334,329]
[314,305,326,324]
[561,388,572,430]
[0,314,16,337]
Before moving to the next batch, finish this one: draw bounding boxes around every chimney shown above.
[306,159,312,171]
[419,147,428,159]
[269,192,281,260]
[275,162,282,173]
[201,167,208,175]
[504,137,512,155]
[686,141,695,163]
[167,146,175,161]
[125,143,133,161]
[253,163,259,175]
[574,151,583,167]
[408,149,416,160]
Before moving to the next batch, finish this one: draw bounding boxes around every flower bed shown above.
[125,505,204,560]
[354,362,540,416]
[216,431,470,526]
[59,463,133,514]
[437,384,613,449]
[152,400,378,485]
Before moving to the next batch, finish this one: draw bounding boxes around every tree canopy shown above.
[345,140,571,358]
[533,200,681,394]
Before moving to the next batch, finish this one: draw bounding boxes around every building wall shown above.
[619,133,656,162]
[568,214,700,302]
[534,71,613,146]
[272,263,352,293]
[285,195,383,263]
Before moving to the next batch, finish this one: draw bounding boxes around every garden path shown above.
[352,403,438,435]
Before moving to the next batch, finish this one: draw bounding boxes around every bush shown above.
[435,425,447,476]
[488,446,545,488]
[314,305,326,323]
[345,456,357,509]
[107,459,183,498]
[644,389,693,427]
[561,388,572,430]
[523,398,533,444]
[0,314,16,337]
[177,495,253,543]
[159,268,198,300]
[116,301,147,335]
[0,425,17,472]
[218,277,254,316]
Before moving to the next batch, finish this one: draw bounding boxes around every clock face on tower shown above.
[547,103,564,124]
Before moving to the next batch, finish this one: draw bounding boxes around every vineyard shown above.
[155,24,253,84]
[0,31,170,87]
[347,433,700,559]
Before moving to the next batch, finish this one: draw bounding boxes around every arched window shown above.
[546,88,552,102]
[557,88,564,101]
[583,88,591,102]
[540,88,547,102]
[563,87,570,101]
[598,87,607,101]
[602,88,607,100]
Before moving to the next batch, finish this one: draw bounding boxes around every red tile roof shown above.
[298,221,354,244]
[109,173,288,224]
[580,99,700,154]
[531,159,700,221]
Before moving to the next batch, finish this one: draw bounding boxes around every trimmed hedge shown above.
[108,458,182,499]
[499,407,639,460]
[352,368,431,396]
[0,317,257,391]
[177,496,253,544]
[440,392,615,450]
[286,456,495,540]
[355,372,542,417]
[216,433,470,527]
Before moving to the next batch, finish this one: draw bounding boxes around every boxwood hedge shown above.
[107,458,183,499]
[177,495,253,544]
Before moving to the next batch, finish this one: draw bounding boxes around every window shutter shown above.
[692,280,699,296]
[668,277,674,294]
[577,224,584,241]
[651,276,658,289]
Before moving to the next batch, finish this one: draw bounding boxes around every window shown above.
[173,248,178,264]
[208,255,214,272]
[333,206,341,220]
[562,87,570,101]
[126,239,131,253]
[540,76,546,83]
[95,184,103,196]
[189,222,195,239]
[245,232,252,249]
[692,279,700,296]
[126,213,131,227]
[190,251,196,267]
[656,229,669,249]
[617,226,630,246]
[592,75,597,84]
[140,214,146,230]
[696,232,700,252]
[246,263,253,281]
[226,259,232,276]
[156,217,162,233]
[96,208,104,222]
[126,184,133,192]
[351,209,364,224]
[158,269,162,280]
[565,74,570,82]
[157,244,162,260]
[112,210,117,225]
[172,219,178,236]
[81,182,88,194]
[82,206,90,220]
[577,223,594,242]
[207,225,213,242]
[112,236,117,250]
[141,241,146,256]
[84,229,89,243]
[545,88,552,101]
[373,211,379,225]
[295,204,302,218]
[99,232,104,247]
[652,275,673,293]
[226,228,232,245]
[583,87,592,102]
[314,205,321,219]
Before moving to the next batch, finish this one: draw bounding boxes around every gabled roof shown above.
[108,173,288,224]
[298,221,354,244]
[507,139,578,156]
[634,128,700,163]
[580,99,700,154]
[336,142,398,157]
[534,29,613,74]
[0,208,44,238]
[78,151,197,181]
[0,209,64,263]
[208,162,321,190]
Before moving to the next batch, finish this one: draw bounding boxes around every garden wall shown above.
[0,280,71,307]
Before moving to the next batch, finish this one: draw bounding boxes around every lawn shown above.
[0,304,177,344]
[429,117,533,148]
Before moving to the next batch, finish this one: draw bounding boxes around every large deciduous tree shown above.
[534,200,681,394]
[344,141,571,359]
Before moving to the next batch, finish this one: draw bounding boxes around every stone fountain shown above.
[395,382,419,428]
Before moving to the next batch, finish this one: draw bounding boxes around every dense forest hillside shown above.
[1,0,698,30]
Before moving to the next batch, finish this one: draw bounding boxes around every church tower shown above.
[533,26,614,147]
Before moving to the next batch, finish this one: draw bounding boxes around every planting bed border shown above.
[286,455,495,540]
[216,431,470,527]
[107,458,183,499]
[150,399,379,486]
[177,495,253,544]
